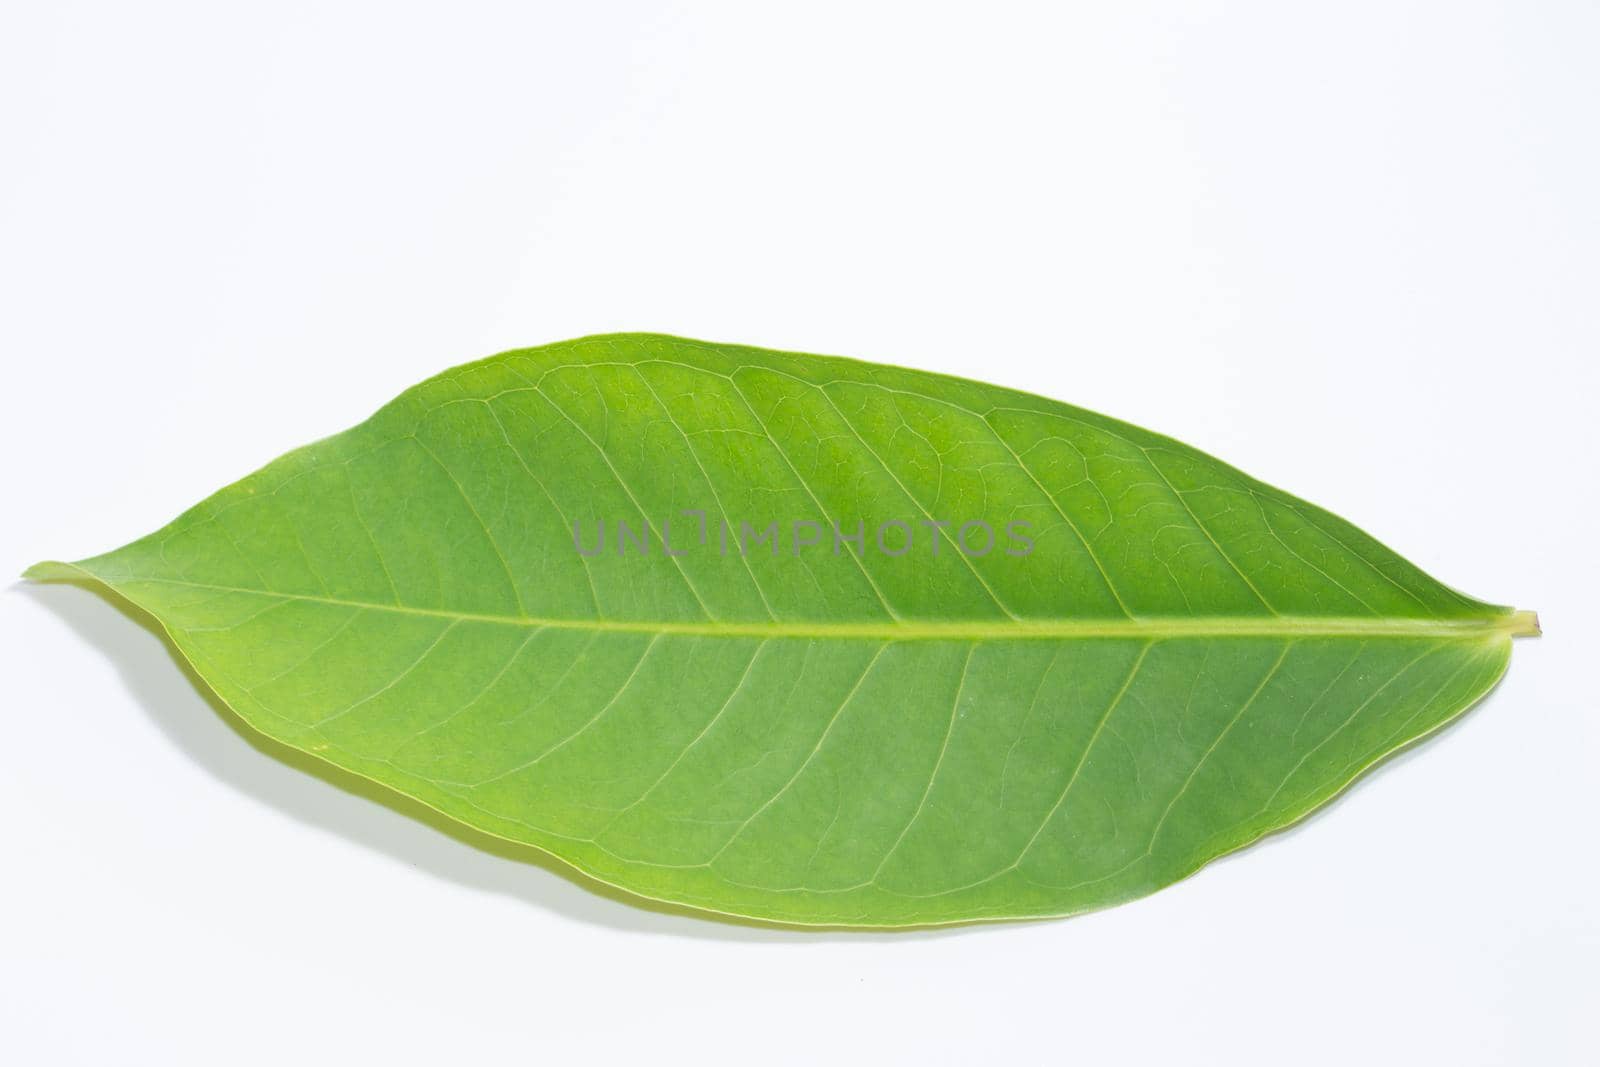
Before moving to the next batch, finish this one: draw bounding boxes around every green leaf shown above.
[28,334,1536,927]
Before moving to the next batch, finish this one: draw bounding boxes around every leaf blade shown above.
[28,334,1533,925]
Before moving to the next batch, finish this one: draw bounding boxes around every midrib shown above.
[101,574,1539,641]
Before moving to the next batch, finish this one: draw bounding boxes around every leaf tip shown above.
[22,560,81,583]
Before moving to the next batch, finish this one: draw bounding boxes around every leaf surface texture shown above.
[30,335,1533,925]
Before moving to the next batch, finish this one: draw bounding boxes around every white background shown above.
[3,2,1595,1063]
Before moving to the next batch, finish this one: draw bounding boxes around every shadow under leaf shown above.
[20,578,984,942]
